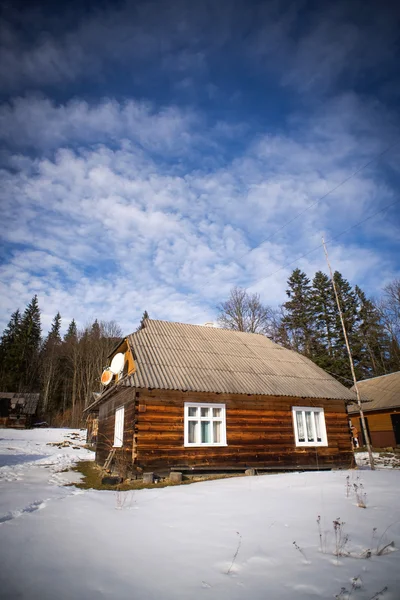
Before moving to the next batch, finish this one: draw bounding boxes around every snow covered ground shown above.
[0,428,94,522]
[1,429,400,600]
[355,451,400,469]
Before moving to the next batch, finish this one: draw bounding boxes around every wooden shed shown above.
[0,392,40,428]
[85,319,355,475]
[348,371,400,448]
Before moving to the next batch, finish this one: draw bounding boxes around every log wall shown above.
[96,387,136,471]
[85,412,99,446]
[133,388,353,469]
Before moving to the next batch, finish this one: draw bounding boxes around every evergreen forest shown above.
[0,270,399,426]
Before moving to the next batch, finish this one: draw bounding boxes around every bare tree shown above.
[217,286,273,335]
[382,279,400,337]
[58,319,122,426]
[77,320,123,414]
[377,279,400,369]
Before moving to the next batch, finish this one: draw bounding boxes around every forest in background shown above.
[0,301,122,426]
[218,269,400,385]
[0,269,399,426]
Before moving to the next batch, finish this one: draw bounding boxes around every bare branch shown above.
[217,286,273,335]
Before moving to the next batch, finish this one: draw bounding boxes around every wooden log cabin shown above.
[348,371,400,448]
[85,319,355,475]
[0,392,40,428]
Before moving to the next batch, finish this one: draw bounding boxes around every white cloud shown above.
[0,92,399,335]
[0,95,198,155]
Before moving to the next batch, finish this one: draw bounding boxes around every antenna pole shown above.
[322,238,375,470]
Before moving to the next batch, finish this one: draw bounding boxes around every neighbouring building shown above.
[348,371,400,448]
[84,319,356,475]
[0,392,40,428]
[85,393,100,447]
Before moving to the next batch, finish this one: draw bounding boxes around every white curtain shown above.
[296,411,305,442]
[305,411,314,442]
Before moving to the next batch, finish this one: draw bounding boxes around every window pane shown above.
[314,412,322,442]
[305,411,314,442]
[213,407,221,417]
[201,407,210,417]
[201,421,211,443]
[213,421,221,443]
[188,407,197,417]
[296,411,305,442]
[188,421,197,443]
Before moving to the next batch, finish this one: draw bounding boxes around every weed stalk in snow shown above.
[376,541,395,556]
[376,523,396,555]
[226,532,242,575]
[335,586,348,599]
[369,587,388,599]
[335,576,362,600]
[115,488,135,510]
[293,541,308,563]
[371,527,377,550]
[353,482,367,508]
[346,475,351,498]
[333,518,349,560]
[317,515,323,553]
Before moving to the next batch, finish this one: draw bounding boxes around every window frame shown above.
[184,402,227,448]
[113,406,125,448]
[292,406,328,447]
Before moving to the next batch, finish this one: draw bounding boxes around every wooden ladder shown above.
[103,448,116,472]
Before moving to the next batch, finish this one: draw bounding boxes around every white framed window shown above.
[184,402,227,447]
[113,406,125,447]
[292,407,328,447]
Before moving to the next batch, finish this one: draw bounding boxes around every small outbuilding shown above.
[85,393,100,447]
[348,371,400,448]
[85,319,355,475]
[0,392,40,428]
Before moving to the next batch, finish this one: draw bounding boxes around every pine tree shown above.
[330,272,360,381]
[44,313,61,348]
[91,319,101,339]
[282,269,314,356]
[137,310,150,331]
[310,271,336,371]
[0,309,22,390]
[0,310,21,348]
[17,296,42,392]
[41,313,62,414]
[355,286,390,378]
[64,319,77,343]
[61,319,79,422]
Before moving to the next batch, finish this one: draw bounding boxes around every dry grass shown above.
[70,461,244,491]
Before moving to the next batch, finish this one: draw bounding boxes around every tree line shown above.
[0,296,122,426]
[0,271,398,426]
[217,270,400,384]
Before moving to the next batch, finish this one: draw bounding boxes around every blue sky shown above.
[0,0,399,335]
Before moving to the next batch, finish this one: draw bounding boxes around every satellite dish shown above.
[101,368,113,386]
[110,353,124,374]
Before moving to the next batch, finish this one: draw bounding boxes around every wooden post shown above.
[322,238,375,470]
[245,468,256,476]
[143,472,154,484]
[169,472,183,484]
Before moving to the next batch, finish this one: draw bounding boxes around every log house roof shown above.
[124,319,355,400]
[347,371,400,413]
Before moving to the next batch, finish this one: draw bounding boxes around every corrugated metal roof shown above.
[348,371,400,413]
[125,320,355,400]
[0,393,40,414]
